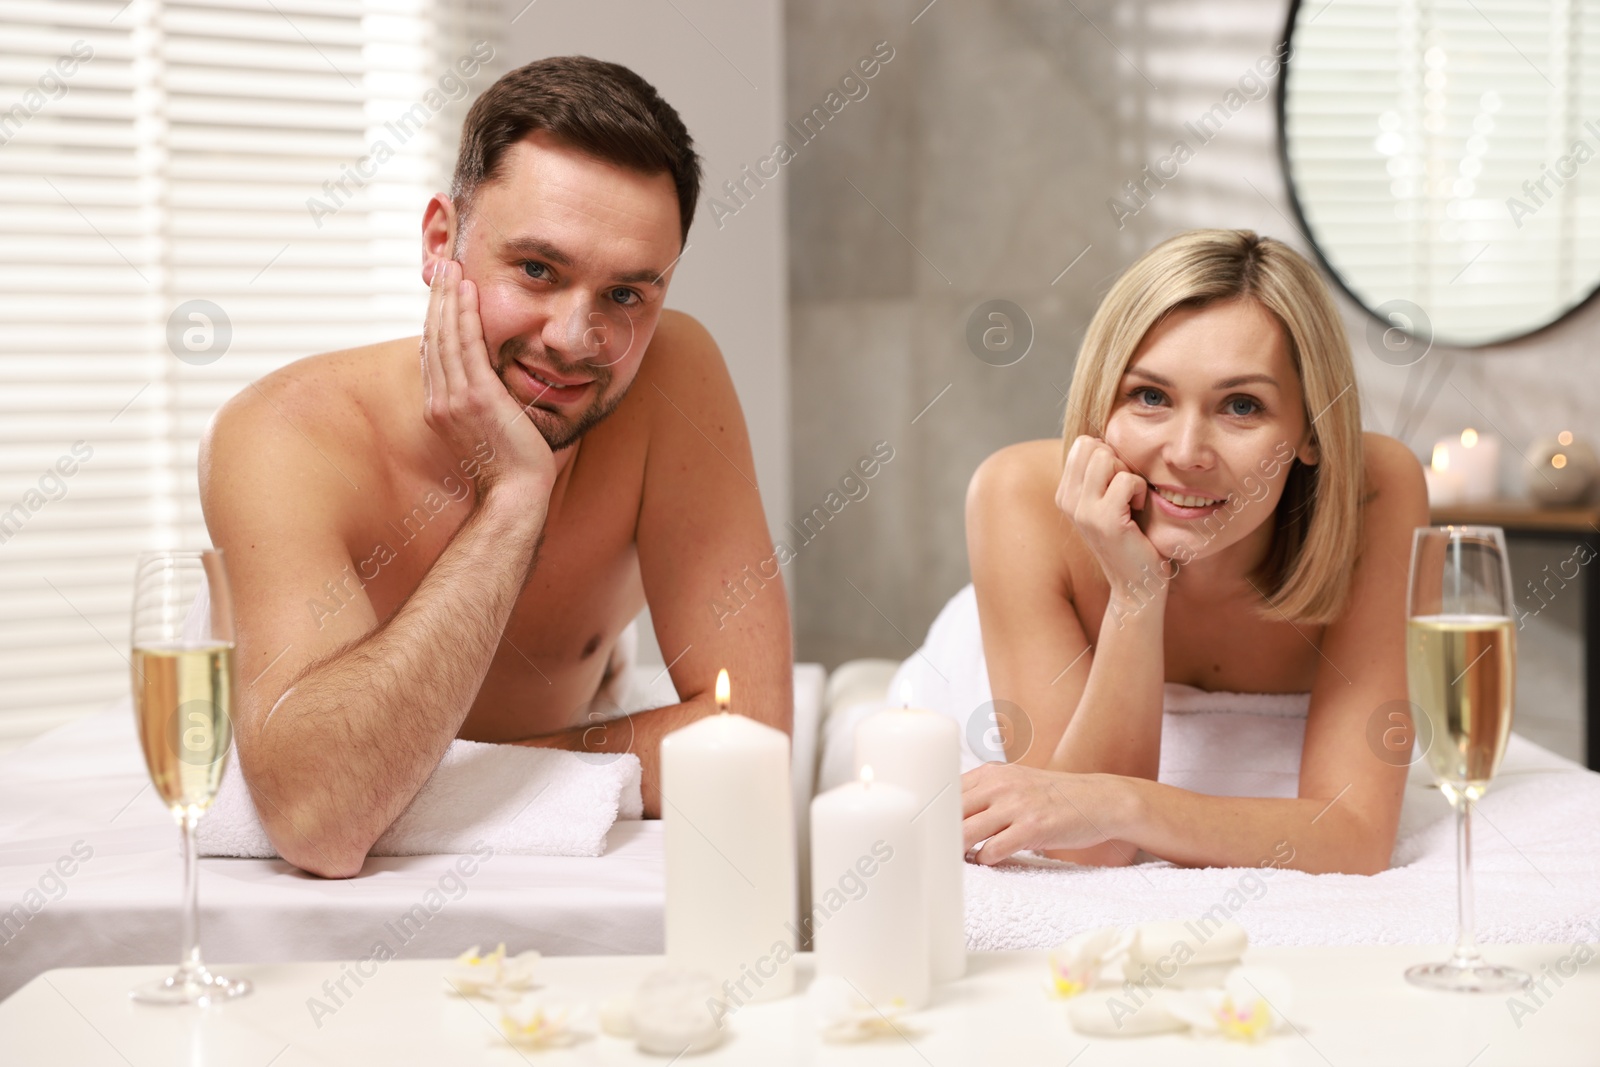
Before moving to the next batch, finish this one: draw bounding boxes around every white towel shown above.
[198,739,643,860]
[199,622,659,860]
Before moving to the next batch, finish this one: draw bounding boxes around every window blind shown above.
[1284,0,1600,346]
[0,0,501,749]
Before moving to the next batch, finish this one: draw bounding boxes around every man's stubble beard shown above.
[492,336,627,452]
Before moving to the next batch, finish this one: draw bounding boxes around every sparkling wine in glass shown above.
[1403,525,1531,993]
[129,549,252,1004]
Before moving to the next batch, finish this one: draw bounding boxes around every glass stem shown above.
[179,809,204,978]
[1451,793,1482,970]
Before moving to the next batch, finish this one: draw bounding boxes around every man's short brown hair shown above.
[451,55,702,244]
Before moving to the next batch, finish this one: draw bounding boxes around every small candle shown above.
[853,685,966,983]
[809,765,929,1010]
[1425,442,1465,506]
[1454,428,1500,502]
[1431,430,1498,504]
[662,669,796,1004]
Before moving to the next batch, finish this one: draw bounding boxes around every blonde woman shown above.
[958,229,1428,875]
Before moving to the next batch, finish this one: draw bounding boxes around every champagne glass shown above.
[1403,525,1531,993]
[128,549,252,1004]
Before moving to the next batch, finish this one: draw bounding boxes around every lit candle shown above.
[853,684,966,983]
[1431,429,1499,504]
[661,669,796,1004]
[1453,427,1500,502]
[809,764,929,1010]
[1425,441,1465,507]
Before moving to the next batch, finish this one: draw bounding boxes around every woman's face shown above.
[1102,297,1317,571]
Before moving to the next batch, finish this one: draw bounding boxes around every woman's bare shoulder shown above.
[967,439,1063,509]
[1358,431,1427,511]
[966,439,1082,598]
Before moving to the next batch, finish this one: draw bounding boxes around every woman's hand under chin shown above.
[1057,434,1166,599]
[960,762,1131,865]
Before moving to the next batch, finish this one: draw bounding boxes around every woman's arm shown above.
[1122,779,1390,873]
[967,439,1169,865]
[965,442,1083,768]
[962,765,1380,872]
[963,433,1429,874]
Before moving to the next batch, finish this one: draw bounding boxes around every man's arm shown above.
[521,311,793,814]
[200,262,555,877]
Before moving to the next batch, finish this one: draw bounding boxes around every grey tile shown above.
[786,0,917,300]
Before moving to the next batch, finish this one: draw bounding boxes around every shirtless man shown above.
[199,56,792,878]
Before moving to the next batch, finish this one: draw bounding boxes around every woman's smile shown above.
[1149,485,1227,519]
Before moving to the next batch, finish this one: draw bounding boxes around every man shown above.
[199,56,792,878]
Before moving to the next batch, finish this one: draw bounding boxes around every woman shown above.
[958,229,1428,875]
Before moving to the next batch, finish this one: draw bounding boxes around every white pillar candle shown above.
[1426,442,1465,506]
[809,766,929,1010]
[1454,428,1500,503]
[853,696,967,983]
[1434,429,1499,503]
[661,669,795,1005]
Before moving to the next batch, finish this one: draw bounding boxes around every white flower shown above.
[1165,966,1294,1042]
[1045,925,1137,998]
[807,975,921,1043]
[445,942,542,999]
[497,999,586,1050]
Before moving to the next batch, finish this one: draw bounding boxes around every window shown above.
[0,0,500,747]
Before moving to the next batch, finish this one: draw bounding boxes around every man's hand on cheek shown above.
[420,259,556,501]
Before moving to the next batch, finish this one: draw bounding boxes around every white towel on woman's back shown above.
[821,583,1320,800]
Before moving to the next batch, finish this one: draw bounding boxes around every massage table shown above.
[0,664,825,1001]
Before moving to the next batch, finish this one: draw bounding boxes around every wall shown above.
[786,0,1588,760]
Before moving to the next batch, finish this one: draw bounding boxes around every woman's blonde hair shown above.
[1061,229,1362,625]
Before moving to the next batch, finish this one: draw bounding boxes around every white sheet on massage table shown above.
[819,676,1600,948]
[0,664,825,1001]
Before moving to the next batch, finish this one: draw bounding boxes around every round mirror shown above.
[1280,0,1600,349]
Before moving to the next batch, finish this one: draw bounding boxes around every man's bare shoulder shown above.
[625,308,747,441]
[632,308,723,393]
[200,338,414,508]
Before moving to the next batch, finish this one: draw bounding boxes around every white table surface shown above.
[1,945,1594,1066]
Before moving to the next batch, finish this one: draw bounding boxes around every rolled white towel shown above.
[199,622,655,860]
[198,740,644,860]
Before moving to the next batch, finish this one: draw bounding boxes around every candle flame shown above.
[1460,427,1479,448]
[860,764,874,787]
[715,668,730,713]
[1553,453,1568,469]
[1559,430,1574,446]
[897,680,913,708]
[1431,443,1451,472]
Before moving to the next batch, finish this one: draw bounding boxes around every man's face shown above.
[452,130,683,451]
